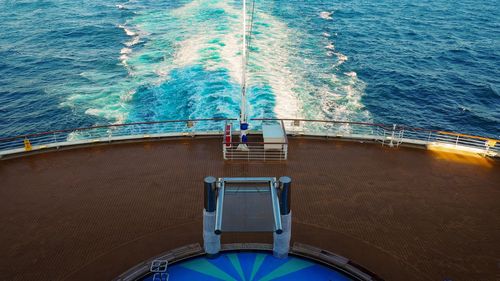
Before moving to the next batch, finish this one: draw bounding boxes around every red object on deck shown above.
[225,124,232,147]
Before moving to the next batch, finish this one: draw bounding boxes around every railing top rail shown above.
[223,141,288,145]
[393,124,497,141]
[0,118,236,142]
[281,119,289,145]
[0,117,497,147]
[433,131,498,142]
[252,118,499,142]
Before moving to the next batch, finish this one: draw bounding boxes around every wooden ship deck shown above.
[0,136,499,281]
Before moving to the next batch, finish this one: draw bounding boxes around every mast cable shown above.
[240,0,256,127]
[238,0,256,149]
[247,0,257,62]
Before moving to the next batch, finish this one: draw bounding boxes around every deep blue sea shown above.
[0,0,499,138]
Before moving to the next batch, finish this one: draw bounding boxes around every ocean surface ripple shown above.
[0,0,498,138]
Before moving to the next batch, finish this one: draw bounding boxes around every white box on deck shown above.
[262,124,285,150]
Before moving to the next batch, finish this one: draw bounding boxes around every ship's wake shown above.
[62,0,371,126]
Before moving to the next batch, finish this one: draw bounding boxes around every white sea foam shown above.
[64,0,371,126]
[84,100,129,125]
[244,11,301,118]
[345,71,357,77]
[119,48,131,67]
[120,0,303,119]
[219,31,243,83]
[120,89,136,102]
[116,4,127,10]
[320,11,333,20]
[154,69,169,77]
[124,29,136,37]
[85,108,101,116]
[172,36,203,67]
[120,54,129,63]
[85,108,126,123]
[118,24,136,36]
[218,2,247,83]
[170,0,202,17]
[125,36,141,47]
[120,48,132,55]
[171,0,243,84]
[335,53,348,66]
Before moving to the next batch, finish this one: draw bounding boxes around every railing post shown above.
[389,124,396,147]
[293,120,300,135]
[189,121,195,137]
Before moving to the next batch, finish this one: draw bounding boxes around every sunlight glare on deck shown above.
[428,145,493,168]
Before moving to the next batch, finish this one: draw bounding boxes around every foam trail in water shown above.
[245,5,370,123]
[123,0,245,120]
[243,11,302,118]
[320,11,333,20]
[118,24,136,36]
[62,0,370,126]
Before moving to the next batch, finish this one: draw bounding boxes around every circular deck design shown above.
[141,251,354,281]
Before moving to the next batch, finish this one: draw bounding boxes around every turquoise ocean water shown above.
[0,0,498,137]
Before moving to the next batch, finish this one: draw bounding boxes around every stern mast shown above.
[239,0,249,148]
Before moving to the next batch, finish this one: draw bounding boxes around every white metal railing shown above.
[254,118,499,158]
[0,118,498,159]
[222,120,288,161]
[0,119,233,157]
[223,144,288,161]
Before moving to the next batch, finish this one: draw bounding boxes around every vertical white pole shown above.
[241,0,247,124]
[237,0,249,151]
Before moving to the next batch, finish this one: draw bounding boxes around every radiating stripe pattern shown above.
[142,252,353,281]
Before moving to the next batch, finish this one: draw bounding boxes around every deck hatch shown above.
[215,177,282,233]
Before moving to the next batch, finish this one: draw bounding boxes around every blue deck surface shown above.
[142,252,353,281]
